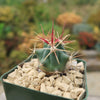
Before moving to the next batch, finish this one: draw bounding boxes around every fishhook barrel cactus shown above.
[33,23,74,73]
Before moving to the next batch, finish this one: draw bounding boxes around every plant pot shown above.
[0,55,88,100]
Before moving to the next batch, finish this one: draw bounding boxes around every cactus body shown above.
[36,44,69,72]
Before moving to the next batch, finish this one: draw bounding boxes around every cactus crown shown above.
[33,22,73,73]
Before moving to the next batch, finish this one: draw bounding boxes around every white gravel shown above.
[1,72,100,99]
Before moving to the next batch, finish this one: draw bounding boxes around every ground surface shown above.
[87,72,100,96]
[0,72,100,100]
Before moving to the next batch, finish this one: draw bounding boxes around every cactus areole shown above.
[34,23,73,73]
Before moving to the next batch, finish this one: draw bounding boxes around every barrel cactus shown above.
[32,23,74,74]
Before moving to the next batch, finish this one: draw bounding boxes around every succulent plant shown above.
[32,23,74,74]
[72,23,93,35]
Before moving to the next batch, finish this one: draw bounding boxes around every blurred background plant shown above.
[0,0,100,76]
[88,10,100,28]
[72,23,93,35]
[76,0,97,5]
[78,32,96,49]
[56,12,82,31]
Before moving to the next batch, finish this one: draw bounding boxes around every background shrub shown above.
[72,23,93,34]
[78,32,96,49]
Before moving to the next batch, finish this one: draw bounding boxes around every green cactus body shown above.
[36,43,69,72]
[34,23,73,73]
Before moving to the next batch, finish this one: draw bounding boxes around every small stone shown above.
[68,70,77,74]
[56,77,62,82]
[70,88,85,99]
[68,83,74,91]
[62,76,71,84]
[22,67,32,73]
[68,70,83,82]
[71,60,77,66]
[40,83,47,92]
[46,86,54,93]
[49,76,54,85]
[28,69,38,77]
[45,80,51,86]
[32,78,40,86]
[31,59,39,68]
[74,78,83,86]
[66,60,77,70]
[17,66,22,70]
[63,92,72,99]
[75,71,83,78]
[51,90,63,96]
[77,62,84,72]
[38,72,46,79]
[14,79,22,86]
[55,82,69,92]
[77,88,85,100]
[29,85,35,90]
[23,62,31,68]
[22,81,29,87]
[34,86,40,91]
[67,74,75,82]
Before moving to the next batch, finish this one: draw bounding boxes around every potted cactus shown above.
[1,23,88,100]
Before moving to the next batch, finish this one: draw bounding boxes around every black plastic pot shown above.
[1,55,88,100]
